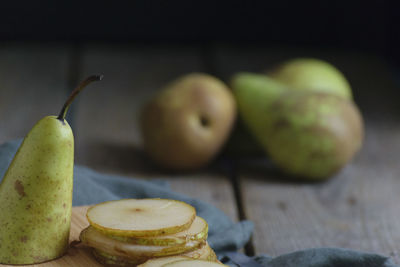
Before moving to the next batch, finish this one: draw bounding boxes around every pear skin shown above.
[0,75,102,264]
[266,92,363,179]
[231,73,289,148]
[232,72,363,179]
[141,73,236,170]
[225,73,290,157]
[268,58,352,99]
[0,116,73,264]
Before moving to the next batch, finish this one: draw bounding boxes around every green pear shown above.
[231,73,289,150]
[232,73,363,179]
[140,73,236,170]
[229,58,353,158]
[268,58,352,99]
[265,92,363,179]
[0,75,102,264]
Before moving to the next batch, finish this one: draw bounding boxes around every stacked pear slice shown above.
[140,258,227,267]
[80,199,221,266]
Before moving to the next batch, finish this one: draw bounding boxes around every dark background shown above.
[0,1,399,65]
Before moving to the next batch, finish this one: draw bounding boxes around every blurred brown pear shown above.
[140,73,236,170]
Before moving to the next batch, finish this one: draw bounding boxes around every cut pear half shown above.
[163,259,227,266]
[111,216,208,246]
[138,256,192,267]
[80,226,203,258]
[87,199,196,237]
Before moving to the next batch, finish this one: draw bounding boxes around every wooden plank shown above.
[214,44,400,261]
[0,44,70,143]
[73,44,238,221]
[240,122,400,263]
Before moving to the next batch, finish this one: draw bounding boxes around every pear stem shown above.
[57,75,103,121]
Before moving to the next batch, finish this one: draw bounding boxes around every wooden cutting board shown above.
[0,206,102,267]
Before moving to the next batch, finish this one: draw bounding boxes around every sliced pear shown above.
[138,256,192,267]
[209,250,217,262]
[182,242,215,261]
[92,248,148,266]
[87,199,196,237]
[163,259,227,266]
[110,243,216,267]
[80,226,203,258]
[111,216,208,246]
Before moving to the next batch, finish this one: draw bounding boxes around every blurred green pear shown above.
[231,72,289,149]
[232,73,363,179]
[268,58,352,99]
[265,92,363,179]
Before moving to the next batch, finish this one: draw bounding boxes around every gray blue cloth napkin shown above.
[221,249,398,267]
[0,140,398,267]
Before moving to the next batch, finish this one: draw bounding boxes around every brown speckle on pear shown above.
[14,180,26,198]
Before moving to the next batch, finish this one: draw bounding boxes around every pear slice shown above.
[93,250,192,267]
[111,216,208,246]
[209,250,217,262]
[87,199,196,237]
[91,243,216,267]
[163,259,227,266]
[80,226,203,258]
[182,242,216,261]
[92,248,148,266]
[137,256,192,267]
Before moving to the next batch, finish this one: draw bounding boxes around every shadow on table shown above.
[76,140,220,177]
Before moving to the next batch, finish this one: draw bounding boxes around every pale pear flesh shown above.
[87,199,196,237]
[0,116,74,264]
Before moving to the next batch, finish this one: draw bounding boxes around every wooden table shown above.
[0,43,399,264]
